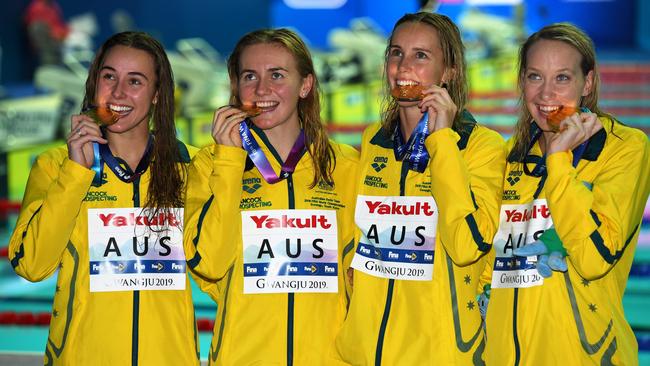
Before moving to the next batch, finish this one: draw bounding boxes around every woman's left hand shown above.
[546,111,603,155]
[418,84,457,133]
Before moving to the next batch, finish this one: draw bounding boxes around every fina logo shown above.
[243,183,262,194]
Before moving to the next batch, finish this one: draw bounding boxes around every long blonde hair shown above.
[381,12,470,132]
[509,23,607,162]
[227,28,335,187]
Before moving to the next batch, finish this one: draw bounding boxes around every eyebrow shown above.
[388,44,433,53]
[526,66,575,73]
[240,66,289,75]
[100,66,150,80]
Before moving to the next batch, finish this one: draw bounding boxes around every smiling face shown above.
[236,42,313,134]
[386,22,448,106]
[95,45,158,135]
[523,39,593,130]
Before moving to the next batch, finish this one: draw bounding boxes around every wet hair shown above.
[82,31,186,211]
[227,28,335,188]
[381,12,470,132]
[509,22,607,162]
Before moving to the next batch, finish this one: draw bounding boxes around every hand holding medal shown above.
[211,103,305,184]
[81,105,119,185]
[546,105,579,132]
[544,106,603,156]
[390,82,453,172]
[211,105,252,148]
[67,105,110,171]
[235,102,306,184]
[83,105,120,126]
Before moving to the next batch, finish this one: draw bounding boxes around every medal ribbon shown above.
[393,112,430,173]
[99,134,154,183]
[91,142,103,186]
[239,121,306,184]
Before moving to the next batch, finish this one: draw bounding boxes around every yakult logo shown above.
[98,212,180,227]
[504,204,550,223]
[365,201,434,216]
[250,214,332,229]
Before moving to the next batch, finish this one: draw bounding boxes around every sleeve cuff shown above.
[61,158,95,186]
[211,144,248,164]
[545,150,574,190]
[424,127,460,154]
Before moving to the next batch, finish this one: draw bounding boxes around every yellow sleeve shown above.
[545,131,650,280]
[179,143,219,301]
[426,127,506,266]
[477,246,496,293]
[8,149,94,281]
[345,125,378,295]
[183,144,247,281]
[335,143,360,298]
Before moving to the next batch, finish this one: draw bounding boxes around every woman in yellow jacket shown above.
[335,12,506,365]
[8,32,208,365]
[183,28,358,365]
[479,23,650,365]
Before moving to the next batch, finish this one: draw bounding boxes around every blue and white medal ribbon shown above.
[99,134,153,183]
[393,112,430,173]
[91,142,103,187]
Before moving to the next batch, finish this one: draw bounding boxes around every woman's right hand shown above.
[545,111,603,155]
[67,114,107,169]
[212,105,249,147]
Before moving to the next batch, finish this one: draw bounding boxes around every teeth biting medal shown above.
[83,105,120,126]
[239,104,262,117]
[391,84,425,102]
[546,105,579,132]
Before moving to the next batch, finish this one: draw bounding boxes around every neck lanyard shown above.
[98,133,154,183]
[393,112,430,173]
[239,121,306,184]
[91,142,103,186]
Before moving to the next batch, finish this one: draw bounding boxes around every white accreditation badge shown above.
[350,195,437,281]
[491,199,553,289]
[242,209,339,294]
[88,208,186,292]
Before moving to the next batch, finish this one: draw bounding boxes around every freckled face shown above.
[237,43,312,133]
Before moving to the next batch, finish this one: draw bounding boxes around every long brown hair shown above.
[509,23,606,162]
[83,31,185,210]
[227,28,335,187]
[381,12,470,132]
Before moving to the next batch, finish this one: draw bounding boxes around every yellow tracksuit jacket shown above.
[482,116,650,365]
[336,112,506,365]
[8,141,208,365]
[184,127,359,366]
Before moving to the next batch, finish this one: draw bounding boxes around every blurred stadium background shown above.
[0,0,648,364]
